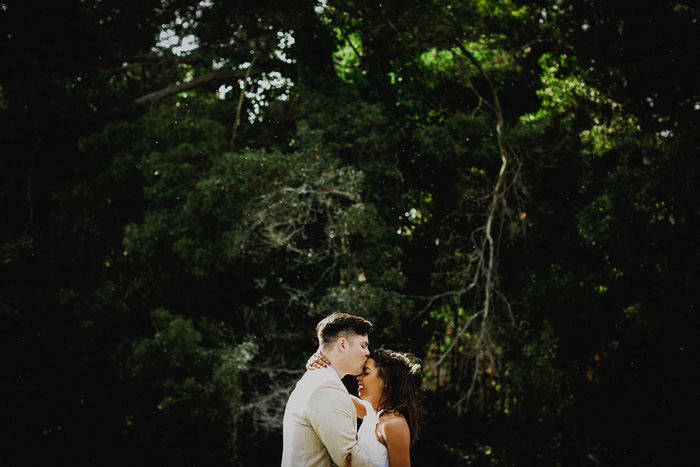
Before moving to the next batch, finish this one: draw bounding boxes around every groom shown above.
[281,312,375,466]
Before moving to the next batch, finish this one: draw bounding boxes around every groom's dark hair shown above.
[316,312,373,349]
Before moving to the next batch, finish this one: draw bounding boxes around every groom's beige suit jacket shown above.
[281,366,374,467]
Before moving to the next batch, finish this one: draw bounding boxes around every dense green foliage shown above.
[2,0,698,465]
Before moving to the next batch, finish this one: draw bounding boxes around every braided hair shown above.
[370,348,423,445]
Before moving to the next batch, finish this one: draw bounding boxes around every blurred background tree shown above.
[1,0,697,465]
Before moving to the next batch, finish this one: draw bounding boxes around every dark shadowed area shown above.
[1,1,698,465]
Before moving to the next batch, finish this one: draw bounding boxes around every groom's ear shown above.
[336,337,347,352]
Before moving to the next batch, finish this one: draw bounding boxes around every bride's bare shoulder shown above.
[377,413,409,444]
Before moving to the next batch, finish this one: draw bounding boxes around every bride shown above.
[309,348,422,466]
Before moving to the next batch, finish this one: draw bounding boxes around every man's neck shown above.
[326,363,341,377]
[325,353,346,377]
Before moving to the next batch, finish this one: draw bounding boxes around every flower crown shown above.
[400,352,422,376]
[375,348,422,376]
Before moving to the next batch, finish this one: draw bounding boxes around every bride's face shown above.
[356,358,384,401]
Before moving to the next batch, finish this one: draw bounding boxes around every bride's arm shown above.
[379,417,411,467]
[351,395,367,419]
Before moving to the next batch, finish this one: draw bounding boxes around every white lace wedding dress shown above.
[356,399,388,467]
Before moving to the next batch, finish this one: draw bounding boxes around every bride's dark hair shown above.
[371,348,423,445]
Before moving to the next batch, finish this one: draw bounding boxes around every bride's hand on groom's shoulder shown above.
[306,349,330,370]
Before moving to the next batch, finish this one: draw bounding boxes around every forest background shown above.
[1,1,698,465]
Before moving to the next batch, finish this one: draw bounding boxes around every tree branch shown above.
[134,66,269,104]
[231,55,258,149]
[425,38,523,412]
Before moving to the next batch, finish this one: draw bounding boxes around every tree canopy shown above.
[2,0,698,465]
